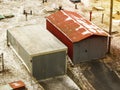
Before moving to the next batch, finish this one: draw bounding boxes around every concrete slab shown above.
[40,75,80,90]
[8,25,67,57]
[79,60,120,90]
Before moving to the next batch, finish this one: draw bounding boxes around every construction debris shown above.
[0,15,5,20]
[0,14,14,20]
[0,80,27,90]
[92,6,105,11]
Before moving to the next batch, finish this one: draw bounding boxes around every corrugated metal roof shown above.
[47,10,108,42]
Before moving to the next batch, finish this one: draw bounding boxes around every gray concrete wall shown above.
[7,30,32,72]
[32,51,67,80]
[73,36,108,63]
[7,25,67,80]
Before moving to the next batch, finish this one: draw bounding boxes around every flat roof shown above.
[8,25,67,57]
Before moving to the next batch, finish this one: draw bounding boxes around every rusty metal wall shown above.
[32,51,67,80]
[46,20,73,60]
[73,36,108,64]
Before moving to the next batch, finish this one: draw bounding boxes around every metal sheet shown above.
[9,80,25,89]
[47,10,108,43]
[47,20,73,61]
[33,51,66,80]
[73,36,108,63]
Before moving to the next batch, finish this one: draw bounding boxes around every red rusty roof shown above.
[47,10,108,42]
[9,80,25,89]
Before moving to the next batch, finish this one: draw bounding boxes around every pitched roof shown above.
[47,10,108,42]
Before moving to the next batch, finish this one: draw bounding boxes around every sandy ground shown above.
[0,0,81,90]
[0,0,120,90]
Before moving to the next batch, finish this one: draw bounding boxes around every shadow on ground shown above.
[39,75,80,90]
[80,60,120,90]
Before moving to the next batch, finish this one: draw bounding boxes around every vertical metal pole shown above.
[1,53,4,72]
[43,0,44,3]
[108,0,113,54]
[7,30,9,47]
[30,10,32,15]
[75,4,77,9]
[101,13,104,23]
[25,13,28,21]
[89,11,92,21]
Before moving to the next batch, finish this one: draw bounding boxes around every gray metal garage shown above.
[7,25,67,80]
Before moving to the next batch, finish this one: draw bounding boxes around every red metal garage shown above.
[46,10,108,64]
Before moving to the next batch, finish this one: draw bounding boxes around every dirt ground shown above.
[0,0,120,90]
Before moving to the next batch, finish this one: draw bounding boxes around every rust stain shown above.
[47,10,108,42]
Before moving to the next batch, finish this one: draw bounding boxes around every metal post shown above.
[108,0,113,54]
[59,5,62,10]
[7,30,9,47]
[30,10,32,15]
[89,11,92,21]
[1,53,4,72]
[75,4,77,9]
[23,10,26,14]
[25,13,28,21]
[101,13,104,23]
[23,10,32,21]
[42,0,44,3]
[43,0,47,3]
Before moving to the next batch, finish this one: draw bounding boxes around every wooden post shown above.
[25,13,28,21]
[101,13,104,23]
[108,0,113,54]
[23,10,26,14]
[30,10,32,15]
[7,30,9,47]
[59,5,62,10]
[23,10,32,21]
[75,4,77,9]
[43,0,47,3]
[42,0,44,3]
[89,11,92,21]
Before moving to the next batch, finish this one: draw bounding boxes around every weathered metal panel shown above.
[47,10,108,43]
[73,36,108,63]
[7,30,32,72]
[47,10,108,63]
[32,51,67,80]
[88,36,108,59]
[9,80,26,90]
[47,20,73,60]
